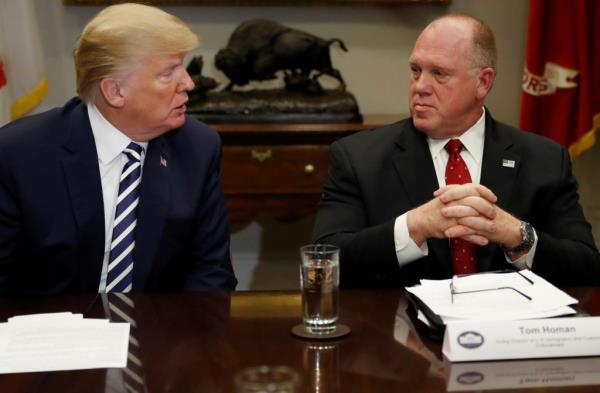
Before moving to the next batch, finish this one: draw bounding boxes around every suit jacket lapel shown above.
[134,137,170,290]
[61,102,105,291]
[391,123,439,207]
[478,112,520,271]
[391,122,453,276]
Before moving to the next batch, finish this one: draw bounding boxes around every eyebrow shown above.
[158,63,180,74]
[409,61,452,72]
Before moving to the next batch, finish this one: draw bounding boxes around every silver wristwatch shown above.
[502,221,534,257]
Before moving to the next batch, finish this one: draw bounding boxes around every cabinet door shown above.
[222,145,329,195]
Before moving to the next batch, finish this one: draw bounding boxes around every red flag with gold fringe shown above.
[0,61,6,88]
[520,0,600,158]
[0,0,48,127]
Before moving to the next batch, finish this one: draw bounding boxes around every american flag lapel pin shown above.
[502,159,516,168]
[160,156,168,168]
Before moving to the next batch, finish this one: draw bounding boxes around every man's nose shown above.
[179,69,195,92]
[413,73,432,94]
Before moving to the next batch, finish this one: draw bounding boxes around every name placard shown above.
[443,317,600,362]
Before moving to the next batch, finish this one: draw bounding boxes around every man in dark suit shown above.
[0,3,236,294]
[313,13,600,288]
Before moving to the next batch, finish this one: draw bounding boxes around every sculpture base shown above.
[187,88,362,124]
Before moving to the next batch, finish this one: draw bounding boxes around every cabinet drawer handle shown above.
[251,149,272,162]
[304,164,315,174]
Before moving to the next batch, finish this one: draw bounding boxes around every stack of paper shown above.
[406,270,578,325]
[0,312,130,374]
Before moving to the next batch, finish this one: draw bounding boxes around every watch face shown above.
[522,222,534,244]
[502,222,534,256]
[519,222,534,251]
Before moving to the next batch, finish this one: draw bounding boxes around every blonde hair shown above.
[431,13,497,71]
[73,3,199,103]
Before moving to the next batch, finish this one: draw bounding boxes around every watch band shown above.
[502,221,534,257]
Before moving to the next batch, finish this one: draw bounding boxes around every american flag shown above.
[160,156,167,168]
[502,159,515,168]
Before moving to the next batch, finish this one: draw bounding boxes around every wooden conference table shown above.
[0,289,599,392]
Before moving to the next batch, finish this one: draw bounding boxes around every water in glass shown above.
[301,258,339,334]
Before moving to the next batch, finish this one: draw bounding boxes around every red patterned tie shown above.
[444,139,477,274]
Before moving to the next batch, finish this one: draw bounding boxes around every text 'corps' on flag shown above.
[519,0,600,158]
[0,0,48,127]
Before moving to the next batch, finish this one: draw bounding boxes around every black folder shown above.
[405,291,446,341]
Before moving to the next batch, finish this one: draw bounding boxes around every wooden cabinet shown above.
[210,115,400,223]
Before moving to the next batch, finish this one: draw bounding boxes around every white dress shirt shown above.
[393,109,537,271]
[87,104,148,292]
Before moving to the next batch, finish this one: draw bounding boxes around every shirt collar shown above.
[87,103,148,165]
[427,108,486,165]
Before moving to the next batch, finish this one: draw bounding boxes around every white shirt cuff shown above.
[394,213,429,267]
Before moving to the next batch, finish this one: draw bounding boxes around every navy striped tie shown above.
[106,142,143,293]
[105,293,146,393]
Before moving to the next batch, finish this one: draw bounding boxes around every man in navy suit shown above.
[313,14,600,288]
[0,3,236,294]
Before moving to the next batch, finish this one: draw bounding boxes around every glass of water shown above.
[299,244,340,335]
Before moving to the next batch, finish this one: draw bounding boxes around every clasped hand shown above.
[407,183,521,248]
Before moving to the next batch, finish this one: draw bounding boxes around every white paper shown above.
[8,312,83,324]
[0,312,129,374]
[406,270,577,323]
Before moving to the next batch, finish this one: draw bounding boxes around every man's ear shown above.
[476,67,495,99]
[98,78,126,108]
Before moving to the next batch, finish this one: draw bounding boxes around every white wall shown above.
[29,0,599,289]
